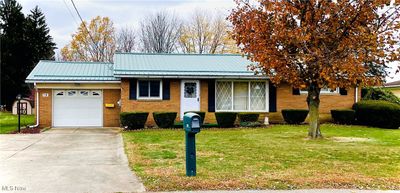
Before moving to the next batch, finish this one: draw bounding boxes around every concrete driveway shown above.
[0,128,145,193]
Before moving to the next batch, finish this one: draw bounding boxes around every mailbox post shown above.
[183,113,201,176]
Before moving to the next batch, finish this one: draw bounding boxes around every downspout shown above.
[29,82,39,128]
[355,86,359,103]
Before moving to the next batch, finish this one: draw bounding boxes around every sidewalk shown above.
[153,190,400,193]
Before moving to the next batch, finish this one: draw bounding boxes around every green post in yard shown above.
[183,113,201,177]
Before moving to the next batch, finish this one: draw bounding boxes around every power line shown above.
[70,0,110,64]
[62,0,79,27]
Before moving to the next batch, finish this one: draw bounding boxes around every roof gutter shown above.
[25,80,121,83]
[113,75,268,79]
[383,85,400,88]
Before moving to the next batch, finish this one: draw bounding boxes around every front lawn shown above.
[0,112,35,134]
[123,124,400,191]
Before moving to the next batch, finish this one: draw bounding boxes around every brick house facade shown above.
[27,53,360,128]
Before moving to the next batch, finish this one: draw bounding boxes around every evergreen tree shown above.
[26,6,55,63]
[0,0,55,110]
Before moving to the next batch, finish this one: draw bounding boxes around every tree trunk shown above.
[307,84,322,139]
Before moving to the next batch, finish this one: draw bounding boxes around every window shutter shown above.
[162,79,170,100]
[269,83,277,112]
[208,79,215,112]
[292,88,300,95]
[339,88,347,95]
[129,79,137,100]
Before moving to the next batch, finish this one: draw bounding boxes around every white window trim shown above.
[299,87,340,95]
[215,80,269,112]
[136,80,163,100]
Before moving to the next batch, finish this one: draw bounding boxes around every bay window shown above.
[216,81,268,111]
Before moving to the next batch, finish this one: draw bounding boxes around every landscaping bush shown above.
[215,112,237,128]
[184,111,206,124]
[153,112,177,128]
[120,112,149,130]
[353,100,400,129]
[239,121,263,127]
[362,87,400,105]
[281,109,309,124]
[238,112,260,122]
[331,109,355,125]
[237,112,261,127]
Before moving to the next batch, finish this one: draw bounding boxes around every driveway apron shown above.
[0,128,145,193]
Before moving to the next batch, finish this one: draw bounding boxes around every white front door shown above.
[53,90,103,127]
[180,80,200,119]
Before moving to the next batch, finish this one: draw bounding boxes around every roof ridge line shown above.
[39,60,113,64]
[115,52,244,56]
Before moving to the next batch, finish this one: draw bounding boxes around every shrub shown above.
[353,100,400,129]
[239,121,264,127]
[281,109,309,124]
[153,112,177,128]
[184,111,206,124]
[330,109,355,125]
[237,112,261,127]
[362,87,400,105]
[120,112,149,130]
[238,112,260,122]
[215,112,237,128]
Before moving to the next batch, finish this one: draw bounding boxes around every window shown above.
[216,82,232,110]
[55,90,64,96]
[250,82,266,110]
[184,82,197,98]
[300,87,339,94]
[216,81,267,111]
[91,90,101,96]
[67,90,77,97]
[79,90,89,96]
[233,82,248,110]
[137,80,162,99]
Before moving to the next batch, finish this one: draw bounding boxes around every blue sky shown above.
[18,0,400,82]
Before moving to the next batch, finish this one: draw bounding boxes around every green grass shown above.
[123,124,400,191]
[0,112,35,134]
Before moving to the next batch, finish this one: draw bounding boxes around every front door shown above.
[180,80,200,119]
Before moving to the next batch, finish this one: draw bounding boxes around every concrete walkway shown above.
[0,128,145,193]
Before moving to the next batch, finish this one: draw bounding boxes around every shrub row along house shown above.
[26,53,360,128]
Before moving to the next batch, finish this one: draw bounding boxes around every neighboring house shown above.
[12,98,34,115]
[384,80,400,98]
[26,53,360,128]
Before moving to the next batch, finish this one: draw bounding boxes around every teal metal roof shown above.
[114,53,258,78]
[26,60,119,82]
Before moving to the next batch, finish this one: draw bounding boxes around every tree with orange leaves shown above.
[229,0,400,139]
[61,16,115,62]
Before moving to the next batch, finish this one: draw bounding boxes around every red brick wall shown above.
[120,79,180,126]
[38,89,52,128]
[103,89,121,127]
[276,83,358,113]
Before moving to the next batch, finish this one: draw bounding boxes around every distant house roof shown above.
[384,80,400,87]
[26,60,120,83]
[113,53,260,78]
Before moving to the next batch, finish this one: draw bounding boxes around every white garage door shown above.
[53,90,103,127]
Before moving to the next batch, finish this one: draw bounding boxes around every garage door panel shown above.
[53,90,103,127]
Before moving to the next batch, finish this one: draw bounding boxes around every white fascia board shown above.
[113,74,268,79]
[25,80,121,83]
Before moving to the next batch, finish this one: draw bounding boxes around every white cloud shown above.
[18,0,235,49]
[15,0,400,81]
